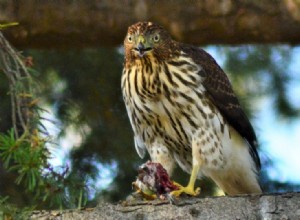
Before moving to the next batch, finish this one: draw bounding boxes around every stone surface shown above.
[30,193,300,220]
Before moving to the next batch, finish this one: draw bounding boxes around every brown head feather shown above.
[124,21,180,68]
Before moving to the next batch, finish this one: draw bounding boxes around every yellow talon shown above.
[171,162,202,197]
[171,181,200,197]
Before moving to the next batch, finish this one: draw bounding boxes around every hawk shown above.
[121,21,261,196]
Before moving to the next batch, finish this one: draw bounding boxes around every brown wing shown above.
[181,45,261,170]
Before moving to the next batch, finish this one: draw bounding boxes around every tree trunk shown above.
[29,193,300,219]
[1,0,300,48]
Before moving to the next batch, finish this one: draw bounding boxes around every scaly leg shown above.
[170,129,206,197]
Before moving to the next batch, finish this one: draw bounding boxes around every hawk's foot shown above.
[170,181,200,197]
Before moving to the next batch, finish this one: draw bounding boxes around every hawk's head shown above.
[124,21,179,65]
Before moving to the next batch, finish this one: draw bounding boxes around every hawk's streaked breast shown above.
[122,51,229,173]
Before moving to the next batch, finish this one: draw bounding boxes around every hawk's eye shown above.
[153,34,160,43]
[127,35,133,43]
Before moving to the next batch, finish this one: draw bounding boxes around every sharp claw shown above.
[166,193,180,205]
[170,190,182,198]
[170,185,201,197]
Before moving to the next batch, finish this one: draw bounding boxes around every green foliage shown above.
[0,128,89,209]
[0,129,45,191]
[0,31,89,211]
[0,196,32,220]
[41,166,89,209]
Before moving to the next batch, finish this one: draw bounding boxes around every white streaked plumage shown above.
[122,21,262,196]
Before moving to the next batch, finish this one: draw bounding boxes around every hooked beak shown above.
[134,36,152,57]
